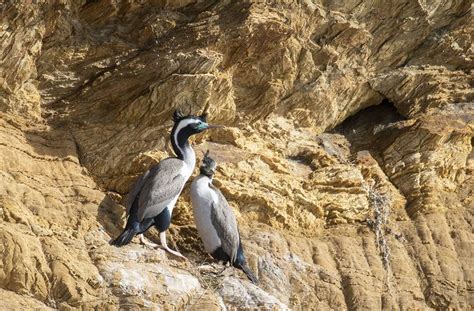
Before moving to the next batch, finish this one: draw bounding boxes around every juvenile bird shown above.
[111,110,221,258]
[190,151,258,283]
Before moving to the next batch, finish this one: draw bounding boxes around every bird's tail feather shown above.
[241,263,259,285]
[110,228,136,246]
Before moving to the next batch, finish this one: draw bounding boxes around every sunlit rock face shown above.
[0,1,472,309]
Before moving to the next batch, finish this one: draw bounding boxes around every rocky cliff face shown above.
[0,1,472,310]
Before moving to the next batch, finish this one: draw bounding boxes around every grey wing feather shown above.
[126,169,151,214]
[137,158,186,220]
[210,185,240,264]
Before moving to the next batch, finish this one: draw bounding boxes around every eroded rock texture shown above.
[0,1,472,310]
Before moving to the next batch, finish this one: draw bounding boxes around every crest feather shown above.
[173,109,184,122]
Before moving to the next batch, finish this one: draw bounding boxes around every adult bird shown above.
[190,151,259,284]
[111,110,220,258]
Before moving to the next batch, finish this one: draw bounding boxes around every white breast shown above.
[190,175,221,253]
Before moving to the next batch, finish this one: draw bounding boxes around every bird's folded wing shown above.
[126,169,151,214]
[210,186,240,264]
[137,158,186,220]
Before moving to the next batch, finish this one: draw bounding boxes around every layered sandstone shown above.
[0,1,472,310]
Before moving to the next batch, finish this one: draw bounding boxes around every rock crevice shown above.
[0,1,472,309]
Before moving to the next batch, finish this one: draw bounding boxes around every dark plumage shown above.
[111,111,220,258]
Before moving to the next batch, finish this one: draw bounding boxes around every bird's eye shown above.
[194,121,208,131]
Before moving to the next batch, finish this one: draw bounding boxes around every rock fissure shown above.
[1,0,472,309]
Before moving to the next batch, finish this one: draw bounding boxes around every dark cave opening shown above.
[333,99,406,155]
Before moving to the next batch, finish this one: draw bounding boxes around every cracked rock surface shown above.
[0,1,472,310]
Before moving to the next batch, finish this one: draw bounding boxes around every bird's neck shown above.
[200,174,213,183]
[199,168,215,179]
[195,174,213,189]
[171,127,196,170]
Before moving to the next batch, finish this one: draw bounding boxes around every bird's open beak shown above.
[206,124,225,129]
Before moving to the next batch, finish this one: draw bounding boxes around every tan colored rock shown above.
[0,0,472,310]
[0,288,52,310]
[371,67,473,118]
